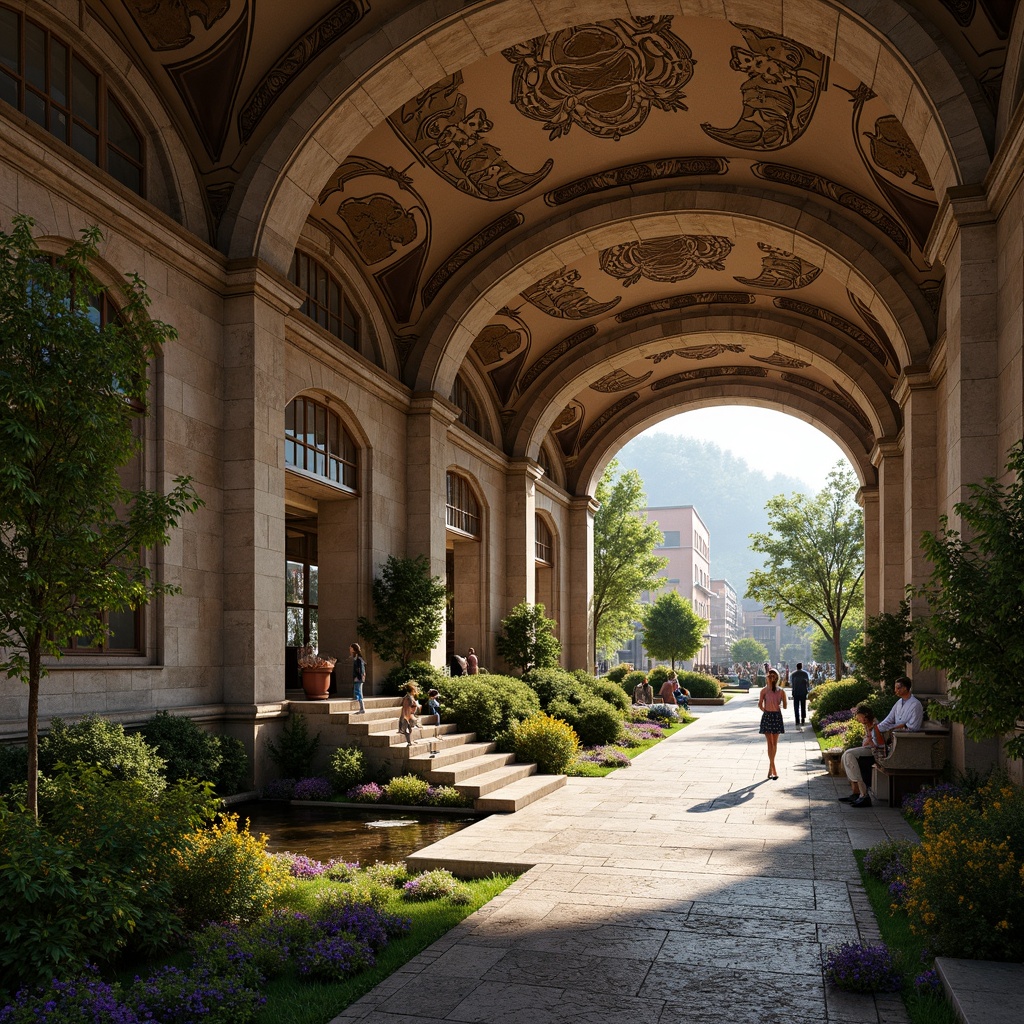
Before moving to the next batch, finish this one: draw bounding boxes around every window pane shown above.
[285,439,296,466]
[285,606,305,647]
[308,564,318,605]
[72,122,98,162]
[25,22,45,90]
[25,88,45,127]
[0,10,18,71]
[315,405,326,449]
[106,608,138,650]
[285,400,295,436]
[285,561,304,603]
[48,103,67,140]
[107,149,141,193]
[0,70,16,106]
[307,608,319,651]
[49,38,66,105]
[72,57,97,127]
[107,97,140,159]
[343,462,356,490]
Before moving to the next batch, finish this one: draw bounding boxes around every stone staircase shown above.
[289,696,565,813]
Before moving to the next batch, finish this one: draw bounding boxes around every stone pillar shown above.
[871,438,906,612]
[567,495,599,672]
[505,458,543,610]
[222,259,298,704]
[317,495,361,693]
[406,392,457,667]
[858,484,879,619]
[932,190,1000,509]
[895,367,939,691]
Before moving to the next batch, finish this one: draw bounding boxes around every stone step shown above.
[406,740,496,772]
[425,752,517,785]
[451,761,535,798]
[474,773,568,813]
[363,725,467,749]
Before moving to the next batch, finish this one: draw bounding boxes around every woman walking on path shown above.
[758,668,787,779]
[350,643,366,713]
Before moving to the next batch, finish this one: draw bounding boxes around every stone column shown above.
[504,458,543,610]
[894,369,939,691]
[871,438,906,612]
[222,259,298,705]
[406,392,457,667]
[858,484,879,619]
[317,494,361,693]
[567,495,599,672]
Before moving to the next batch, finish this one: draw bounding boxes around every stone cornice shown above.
[569,494,601,516]
[987,97,1024,217]
[892,364,936,407]
[506,456,545,484]
[926,184,993,267]
[409,390,460,427]
[224,256,302,313]
[870,437,904,466]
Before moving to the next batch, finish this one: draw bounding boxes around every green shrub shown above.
[676,671,722,698]
[807,677,839,704]
[547,695,622,746]
[365,861,410,888]
[328,744,367,793]
[403,868,471,903]
[505,713,579,774]
[213,735,249,795]
[569,669,599,687]
[621,670,648,697]
[809,679,873,729]
[169,813,287,929]
[648,666,670,688]
[605,664,631,684]
[442,675,541,741]
[39,715,166,794]
[383,774,430,805]
[425,785,471,808]
[863,689,899,724]
[141,710,221,786]
[586,678,631,713]
[0,769,213,991]
[265,713,320,779]
[0,744,27,797]
[522,666,577,708]
[383,660,447,697]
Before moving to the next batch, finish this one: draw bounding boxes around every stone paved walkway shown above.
[333,691,919,1024]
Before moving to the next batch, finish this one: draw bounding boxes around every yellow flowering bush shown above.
[506,712,579,774]
[904,782,1024,960]
[169,813,288,928]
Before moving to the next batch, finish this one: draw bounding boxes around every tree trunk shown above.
[27,641,40,819]
[833,631,844,680]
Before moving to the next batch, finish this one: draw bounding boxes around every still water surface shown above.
[233,801,474,864]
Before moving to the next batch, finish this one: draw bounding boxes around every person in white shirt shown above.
[877,676,924,734]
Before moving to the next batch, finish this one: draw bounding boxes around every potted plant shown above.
[297,648,337,700]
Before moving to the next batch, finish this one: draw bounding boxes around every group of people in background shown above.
[631,671,690,711]
[449,648,479,677]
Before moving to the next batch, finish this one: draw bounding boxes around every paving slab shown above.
[935,957,1024,1024]
[335,691,918,1024]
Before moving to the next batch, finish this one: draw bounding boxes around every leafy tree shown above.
[730,637,769,664]
[746,464,864,679]
[495,601,561,674]
[811,609,862,664]
[357,554,446,666]
[641,591,708,668]
[0,218,202,818]
[593,460,667,660]
[848,600,912,689]
[911,441,1024,758]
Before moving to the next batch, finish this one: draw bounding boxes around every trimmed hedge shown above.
[547,695,622,746]
[586,678,631,713]
[648,666,670,688]
[521,667,578,708]
[605,665,631,684]
[621,670,648,697]
[675,672,722,698]
[505,713,579,774]
[441,675,540,741]
[809,678,874,729]
[383,661,447,696]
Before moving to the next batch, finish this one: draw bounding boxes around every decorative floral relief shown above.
[701,25,828,151]
[590,369,653,392]
[389,73,552,201]
[503,17,695,140]
[734,242,821,290]
[122,0,231,51]
[751,352,810,368]
[599,235,733,287]
[521,267,621,319]
[646,343,745,364]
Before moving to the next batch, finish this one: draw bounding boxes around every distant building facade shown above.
[710,579,740,667]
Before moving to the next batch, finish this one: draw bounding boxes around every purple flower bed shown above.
[345,782,383,803]
[822,943,902,993]
[273,853,360,880]
[901,782,963,821]
[576,745,631,767]
[125,964,264,1024]
[293,776,334,801]
[914,968,941,994]
[819,708,855,729]
[0,968,140,1024]
[296,935,372,980]
[263,777,296,800]
[622,721,664,741]
[821,721,851,737]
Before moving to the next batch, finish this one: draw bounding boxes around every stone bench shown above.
[871,723,950,806]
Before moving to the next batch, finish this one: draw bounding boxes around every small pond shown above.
[232,801,475,864]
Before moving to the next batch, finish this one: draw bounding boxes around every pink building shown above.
[644,506,712,667]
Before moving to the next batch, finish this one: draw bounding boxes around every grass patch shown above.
[257,873,515,1024]
[565,718,692,776]
[854,850,958,1024]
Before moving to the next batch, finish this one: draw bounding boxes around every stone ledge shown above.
[936,957,1024,1024]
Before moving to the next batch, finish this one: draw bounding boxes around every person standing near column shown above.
[789,661,810,728]
[350,643,366,713]
[466,647,479,674]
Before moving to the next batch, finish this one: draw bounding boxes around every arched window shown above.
[450,375,487,440]
[285,396,357,492]
[0,6,144,194]
[535,515,553,564]
[446,472,480,537]
[289,251,362,350]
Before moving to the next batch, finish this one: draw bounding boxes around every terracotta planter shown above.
[301,668,332,700]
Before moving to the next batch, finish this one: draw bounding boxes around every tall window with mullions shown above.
[284,396,357,492]
[285,526,318,651]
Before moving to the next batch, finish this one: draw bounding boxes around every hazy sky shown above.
[646,407,850,492]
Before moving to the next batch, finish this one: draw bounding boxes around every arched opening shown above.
[445,470,484,672]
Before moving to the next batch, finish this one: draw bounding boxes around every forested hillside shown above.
[615,432,816,594]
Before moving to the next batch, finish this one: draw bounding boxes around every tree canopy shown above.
[0,217,202,817]
[357,554,446,666]
[811,609,862,664]
[848,600,912,690]
[593,460,667,660]
[911,441,1024,759]
[746,463,864,679]
[731,637,769,665]
[495,601,561,674]
[641,591,708,669]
